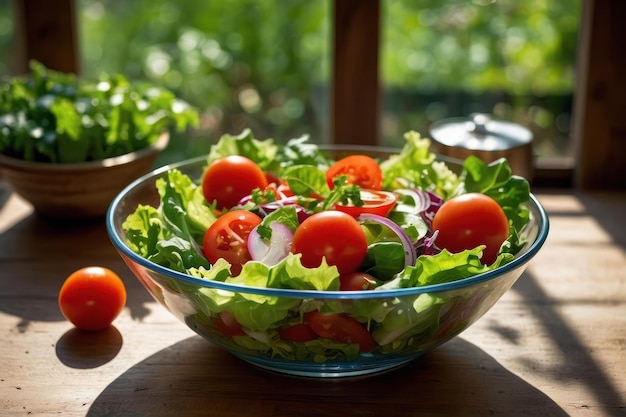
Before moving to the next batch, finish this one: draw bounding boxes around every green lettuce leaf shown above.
[282,164,330,197]
[190,254,340,331]
[377,247,510,290]
[123,169,215,272]
[122,204,171,259]
[371,292,447,346]
[206,128,278,170]
[274,134,331,171]
[380,130,460,199]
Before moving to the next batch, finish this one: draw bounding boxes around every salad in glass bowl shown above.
[107,129,549,377]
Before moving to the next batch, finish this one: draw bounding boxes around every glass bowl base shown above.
[232,352,423,378]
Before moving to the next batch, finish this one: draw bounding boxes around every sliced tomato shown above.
[326,155,383,190]
[305,311,377,352]
[278,323,319,342]
[335,189,397,217]
[202,210,262,275]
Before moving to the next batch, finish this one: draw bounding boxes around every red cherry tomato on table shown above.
[340,271,378,291]
[58,267,127,331]
[202,210,262,275]
[335,189,397,218]
[202,155,268,209]
[326,155,383,190]
[305,311,377,352]
[431,193,510,265]
[291,211,368,276]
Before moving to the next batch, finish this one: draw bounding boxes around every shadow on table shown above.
[87,336,568,417]
[0,210,155,325]
[508,189,626,416]
[512,270,625,417]
[56,325,124,369]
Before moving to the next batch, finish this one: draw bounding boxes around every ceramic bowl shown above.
[106,150,549,378]
[0,133,168,219]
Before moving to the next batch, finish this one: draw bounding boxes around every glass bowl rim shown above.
[106,153,550,300]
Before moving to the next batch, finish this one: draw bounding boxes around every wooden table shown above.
[1,182,625,417]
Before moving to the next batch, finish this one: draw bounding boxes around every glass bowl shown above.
[106,149,549,378]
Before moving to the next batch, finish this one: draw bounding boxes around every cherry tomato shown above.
[431,193,509,265]
[291,211,368,275]
[305,311,377,352]
[278,323,319,342]
[335,189,397,217]
[202,155,268,209]
[326,155,383,190]
[211,311,245,337]
[202,210,263,275]
[58,267,127,331]
[340,271,377,291]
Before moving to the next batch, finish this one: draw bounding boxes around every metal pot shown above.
[429,113,534,181]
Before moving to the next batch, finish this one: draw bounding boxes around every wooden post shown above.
[573,0,626,189]
[331,0,380,146]
[12,0,80,74]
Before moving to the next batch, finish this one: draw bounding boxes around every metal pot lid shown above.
[429,113,533,151]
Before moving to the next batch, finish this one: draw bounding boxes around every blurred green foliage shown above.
[384,0,579,93]
[381,0,581,156]
[0,61,198,162]
[77,0,330,163]
[0,0,580,161]
[0,1,14,76]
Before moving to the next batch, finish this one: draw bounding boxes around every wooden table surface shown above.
[1,182,625,417]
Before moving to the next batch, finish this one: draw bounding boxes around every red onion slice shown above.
[247,222,294,266]
[394,189,430,214]
[358,213,418,267]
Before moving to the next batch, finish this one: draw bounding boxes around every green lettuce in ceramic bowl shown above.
[0,61,198,219]
[107,130,549,377]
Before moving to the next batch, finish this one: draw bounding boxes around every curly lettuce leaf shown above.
[122,204,171,259]
[193,253,340,292]
[273,134,331,171]
[206,128,278,170]
[190,254,340,331]
[377,247,512,290]
[156,169,217,240]
[379,130,460,199]
[122,169,215,272]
